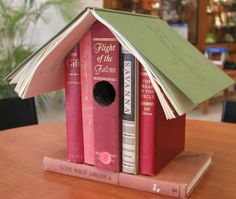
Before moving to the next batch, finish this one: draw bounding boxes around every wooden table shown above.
[0,120,236,199]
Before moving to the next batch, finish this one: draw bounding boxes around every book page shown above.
[9,60,32,84]
[14,44,51,96]
[19,9,96,98]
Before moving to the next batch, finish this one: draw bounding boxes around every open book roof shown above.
[6,7,233,119]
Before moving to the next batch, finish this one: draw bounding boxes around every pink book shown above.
[80,29,95,165]
[64,45,84,163]
[91,21,121,172]
[43,150,213,199]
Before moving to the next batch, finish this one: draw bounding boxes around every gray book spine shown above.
[121,46,139,174]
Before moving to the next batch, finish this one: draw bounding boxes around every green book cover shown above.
[6,7,234,117]
[94,8,233,106]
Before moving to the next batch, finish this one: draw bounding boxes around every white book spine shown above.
[121,46,139,174]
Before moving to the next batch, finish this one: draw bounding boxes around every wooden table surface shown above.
[0,120,236,199]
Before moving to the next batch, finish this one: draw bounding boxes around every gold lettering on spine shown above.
[94,43,116,54]
[68,59,79,68]
[66,55,80,85]
[141,70,155,116]
[140,102,155,106]
[94,65,116,75]
[140,78,155,100]
[68,73,80,76]
[93,77,117,82]
[93,37,117,77]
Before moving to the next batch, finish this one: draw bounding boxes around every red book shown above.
[85,21,121,171]
[80,29,95,165]
[64,45,84,163]
[139,66,185,175]
[43,150,212,199]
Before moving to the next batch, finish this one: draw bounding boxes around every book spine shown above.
[43,157,187,199]
[64,45,84,163]
[121,46,139,174]
[139,66,157,175]
[43,157,119,185]
[80,30,95,165]
[91,21,121,172]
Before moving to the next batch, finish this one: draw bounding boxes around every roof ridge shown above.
[93,7,159,19]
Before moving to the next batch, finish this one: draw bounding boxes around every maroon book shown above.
[139,66,185,175]
[64,45,84,163]
[84,21,121,171]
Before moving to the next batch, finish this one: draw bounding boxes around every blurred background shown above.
[0,0,236,126]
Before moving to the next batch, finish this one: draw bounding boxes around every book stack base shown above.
[43,149,212,199]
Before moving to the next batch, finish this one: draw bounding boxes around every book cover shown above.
[121,46,139,174]
[80,29,95,165]
[64,45,84,163]
[7,8,233,120]
[43,149,212,199]
[139,66,185,176]
[90,21,121,172]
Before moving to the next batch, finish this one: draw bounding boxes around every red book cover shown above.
[80,29,95,165]
[139,66,185,175]
[91,21,121,172]
[64,45,84,163]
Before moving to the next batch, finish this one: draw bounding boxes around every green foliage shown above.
[0,0,78,109]
[53,0,81,21]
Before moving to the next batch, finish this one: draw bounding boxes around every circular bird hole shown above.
[93,81,116,106]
